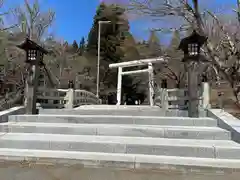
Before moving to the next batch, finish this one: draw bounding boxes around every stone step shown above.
[1,150,240,180]
[2,148,240,180]
[9,115,218,127]
[75,105,161,110]
[0,122,230,140]
[75,105,189,117]
[0,133,239,159]
[39,108,165,116]
[1,148,240,170]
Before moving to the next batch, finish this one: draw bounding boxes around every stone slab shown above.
[135,154,240,169]
[8,115,218,127]
[0,149,240,180]
[75,105,161,110]
[0,133,239,158]
[207,109,240,143]
[0,122,230,140]
[75,106,189,117]
[1,122,98,136]
[3,133,237,146]
[162,126,230,140]
[215,146,240,159]
[1,148,240,169]
[165,110,189,117]
[39,108,166,116]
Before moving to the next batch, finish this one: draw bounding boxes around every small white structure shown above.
[109,57,166,106]
[201,82,210,109]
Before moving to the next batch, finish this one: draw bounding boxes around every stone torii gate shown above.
[109,57,166,106]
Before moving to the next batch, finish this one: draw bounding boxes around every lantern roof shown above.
[17,38,48,54]
[178,30,207,51]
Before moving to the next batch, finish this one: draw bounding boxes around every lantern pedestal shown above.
[187,62,199,117]
[25,64,41,114]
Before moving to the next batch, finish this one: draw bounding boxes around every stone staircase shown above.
[1,105,240,179]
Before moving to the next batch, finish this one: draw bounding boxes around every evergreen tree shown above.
[86,3,141,100]
[72,40,78,51]
[121,32,140,61]
[79,37,85,55]
[87,2,107,53]
[79,37,86,55]
[148,30,162,57]
[87,2,129,63]
[169,30,181,50]
[164,29,185,88]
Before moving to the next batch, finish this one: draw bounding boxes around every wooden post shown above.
[188,62,199,117]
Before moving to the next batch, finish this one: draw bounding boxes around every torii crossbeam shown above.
[109,57,167,106]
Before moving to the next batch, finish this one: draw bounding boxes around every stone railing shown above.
[155,88,189,110]
[0,106,25,122]
[155,82,210,111]
[36,88,100,109]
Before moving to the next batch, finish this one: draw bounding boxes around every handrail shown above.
[75,89,98,98]
[154,83,209,110]
[37,88,100,108]
[0,84,100,110]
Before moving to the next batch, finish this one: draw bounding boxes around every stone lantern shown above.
[17,38,48,114]
[179,30,207,117]
[179,30,207,62]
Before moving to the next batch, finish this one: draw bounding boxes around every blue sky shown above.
[1,0,238,45]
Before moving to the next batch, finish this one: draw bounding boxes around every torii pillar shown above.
[109,57,166,106]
